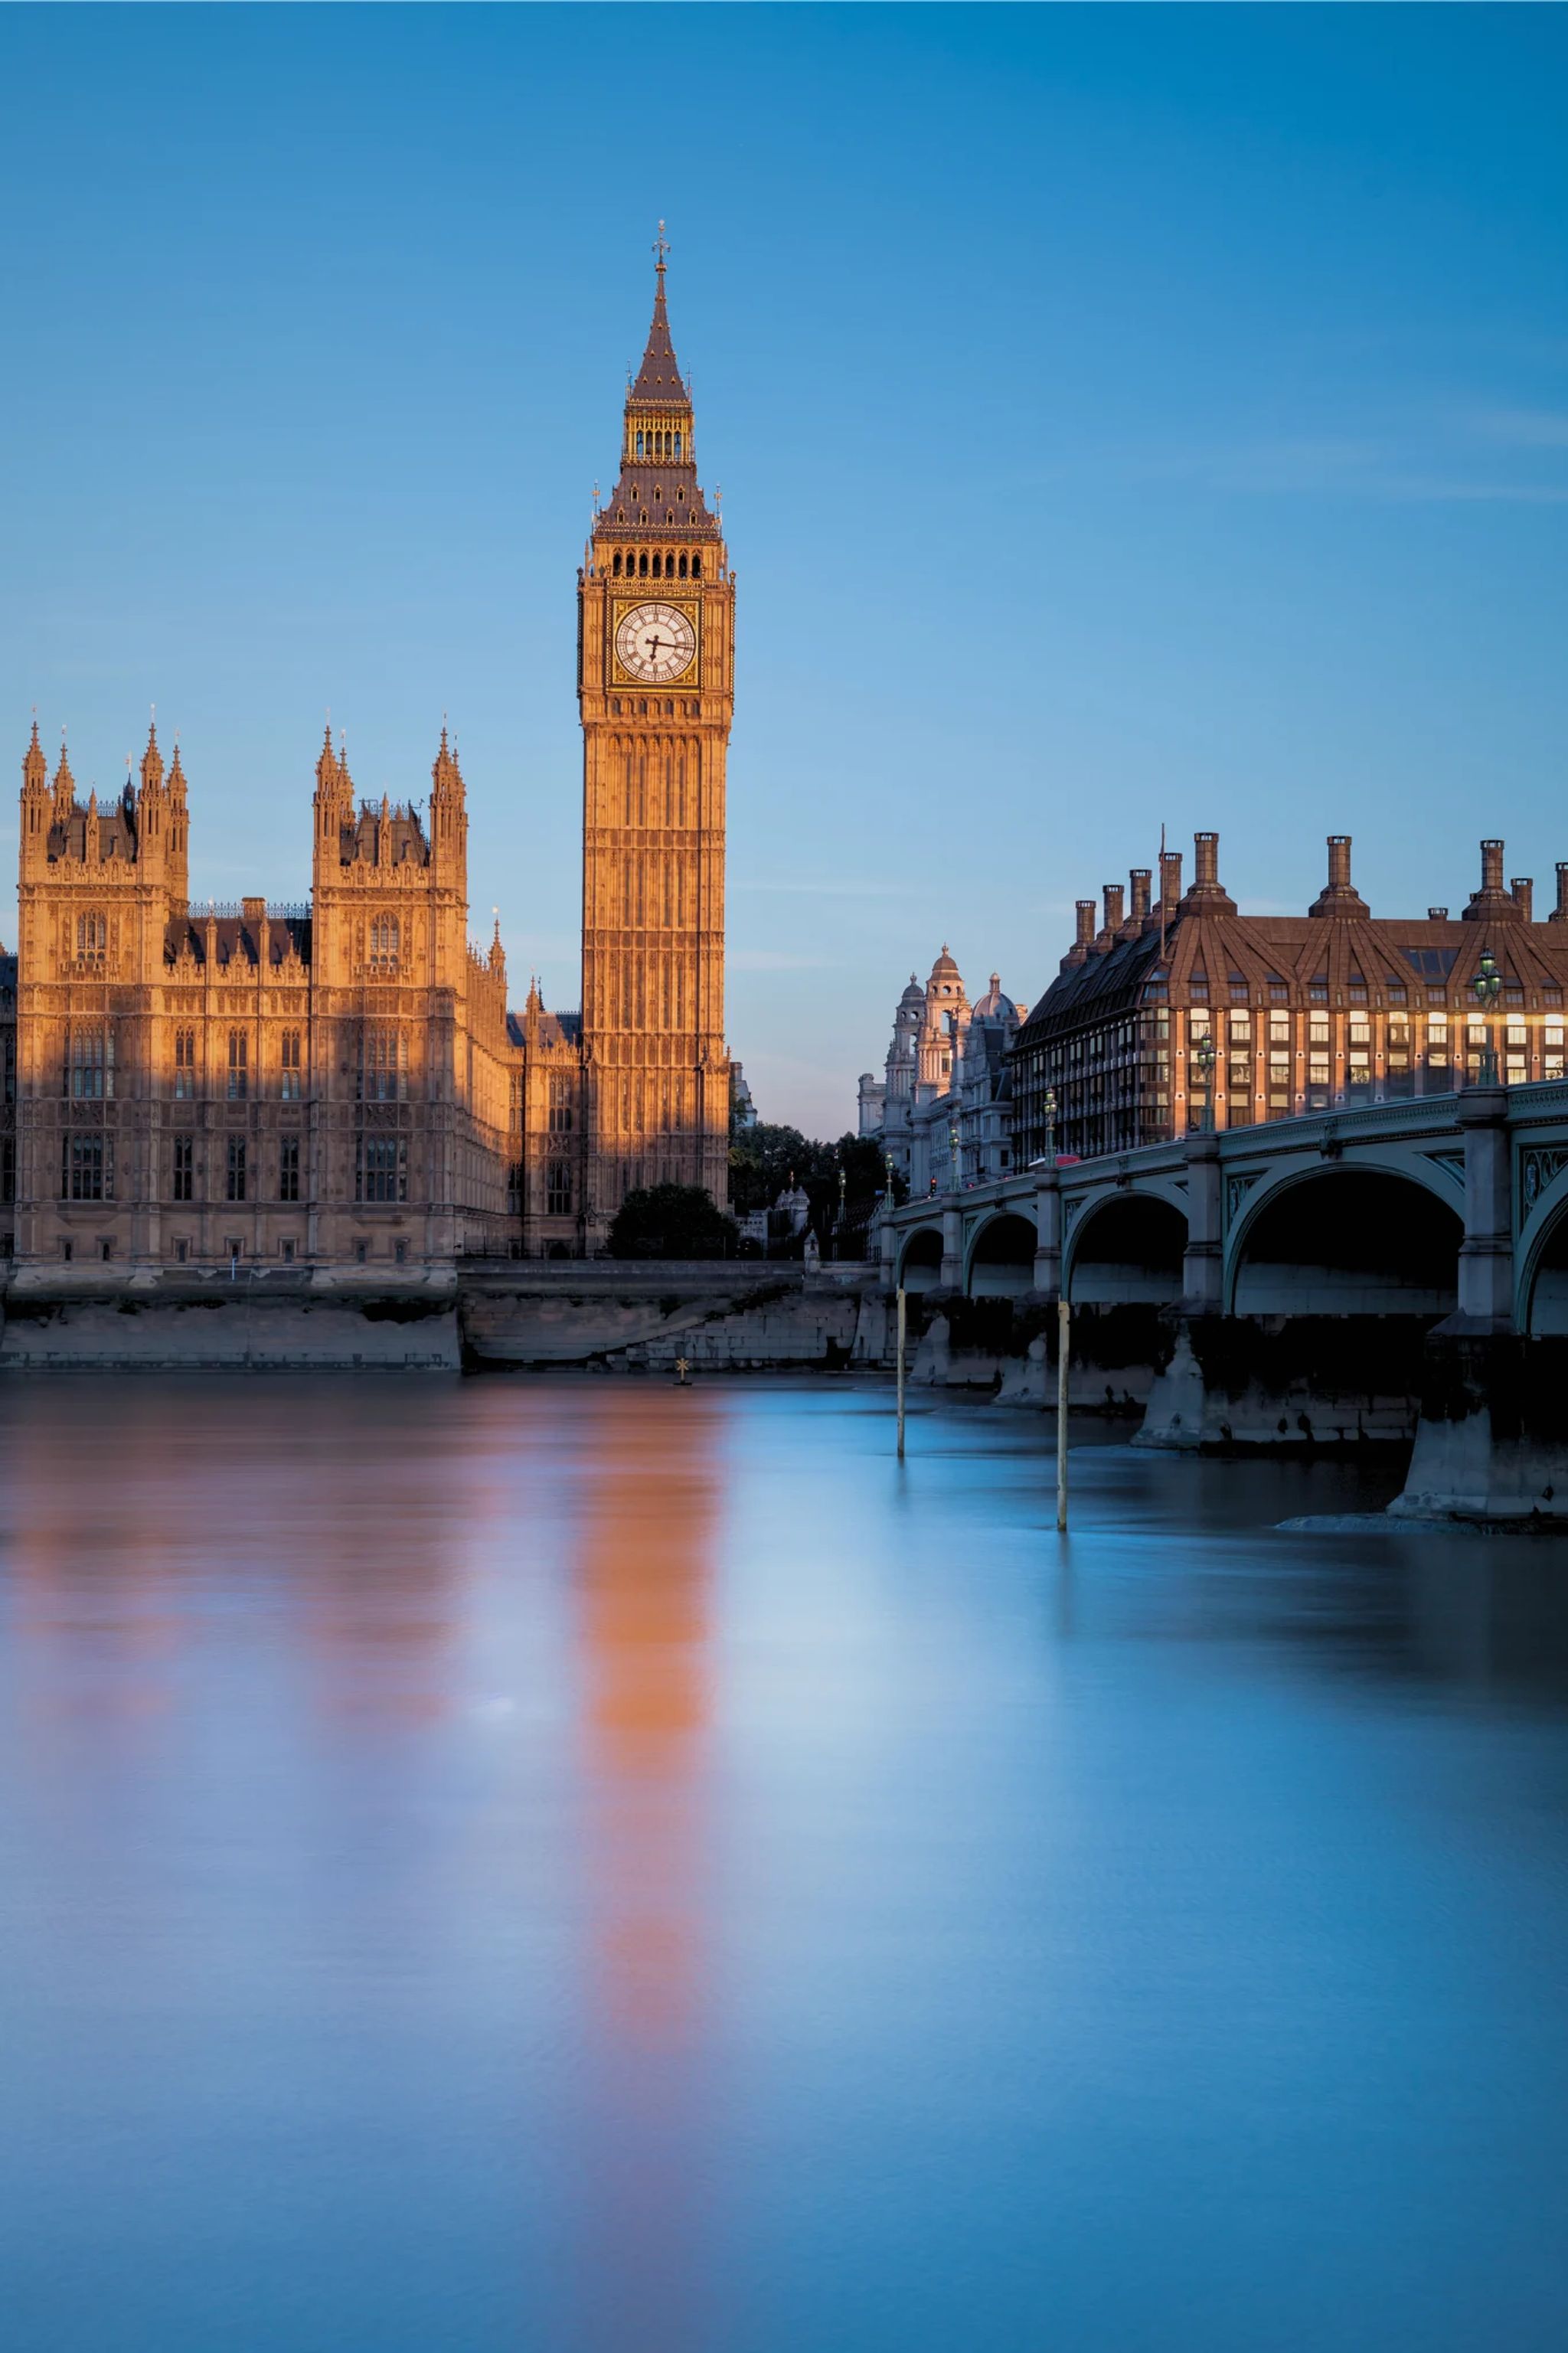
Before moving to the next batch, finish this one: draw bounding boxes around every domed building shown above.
[858,949,1025,1195]
[857,970,927,1165]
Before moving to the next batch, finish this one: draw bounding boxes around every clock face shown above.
[615,600,697,684]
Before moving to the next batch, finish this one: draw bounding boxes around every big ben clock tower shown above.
[578,230,734,1239]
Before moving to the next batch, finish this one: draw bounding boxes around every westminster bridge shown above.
[883,1080,1568,1521]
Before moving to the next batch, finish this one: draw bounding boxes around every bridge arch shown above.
[1063,1190,1188,1307]
[1227,1165,1461,1318]
[1521,1191,1568,1335]
[963,1211,1037,1298]
[895,1224,945,1294]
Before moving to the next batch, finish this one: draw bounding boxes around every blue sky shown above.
[2,5,1565,1136]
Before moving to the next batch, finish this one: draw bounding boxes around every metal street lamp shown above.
[948,1121,960,1194]
[1194,1033,1218,1132]
[1473,948,1502,1084]
[1042,1086,1058,1165]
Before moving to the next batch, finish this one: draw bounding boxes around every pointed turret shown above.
[52,736,75,821]
[429,722,466,871]
[314,723,338,796]
[21,718,47,798]
[430,722,463,801]
[164,737,190,908]
[21,719,50,868]
[312,723,351,879]
[139,717,165,794]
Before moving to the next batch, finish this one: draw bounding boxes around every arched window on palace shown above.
[369,914,400,972]
[67,1027,113,1100]
[358,1025,407,1103]
[77,910,106,966]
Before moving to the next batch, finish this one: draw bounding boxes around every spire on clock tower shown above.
[595,227,722,553]
[632,223,685,403]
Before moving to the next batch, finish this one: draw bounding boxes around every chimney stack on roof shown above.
[1429,907,1449,921]
[1158,848,1183,912]
[1552,864,1568,924]
[1511,877,1534,922]
[1464,837,1522,921]
[1308,832,1370,919]
[1063,898,1098,970]
[1129,868,1152,922]
[1101,882,1124,943]
[1181,829,1238,917]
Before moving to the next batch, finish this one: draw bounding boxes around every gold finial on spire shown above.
[654,218,670,273]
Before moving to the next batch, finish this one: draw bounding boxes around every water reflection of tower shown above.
[571,1385,719,2345]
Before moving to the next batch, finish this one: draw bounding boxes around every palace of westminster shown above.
[0,248,733,1274]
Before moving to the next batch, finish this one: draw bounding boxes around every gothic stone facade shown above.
[3,253,733,1273]
[8,720,514,1273]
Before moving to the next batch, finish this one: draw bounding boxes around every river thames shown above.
[2,1374,1566,2351]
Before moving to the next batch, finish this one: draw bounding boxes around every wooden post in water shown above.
[1056,1296,1070,1530]
[896,1286,907,1459]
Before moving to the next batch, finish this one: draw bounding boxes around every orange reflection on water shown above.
[576,1384,717,2044]
[571,1384,720,2344]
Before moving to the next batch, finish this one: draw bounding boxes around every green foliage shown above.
[606,1183,740,1260]
[727,1122,906,1227]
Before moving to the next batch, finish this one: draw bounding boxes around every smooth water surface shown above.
[2,1376,1567,2351]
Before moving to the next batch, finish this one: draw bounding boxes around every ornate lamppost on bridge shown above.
[1194,1033,1218,1133]
[1042,1086,1058,1167]
[948,1119,960,1195]
[1473,948,1502,1085]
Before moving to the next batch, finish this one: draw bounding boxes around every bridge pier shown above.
[1393,1328,1568,1521]
[1135,1130,1228,1448]
[939,1206,963,1292]
[1393,1086,1568,1518]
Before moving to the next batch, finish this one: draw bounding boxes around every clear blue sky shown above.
[2,5,1565,1136]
